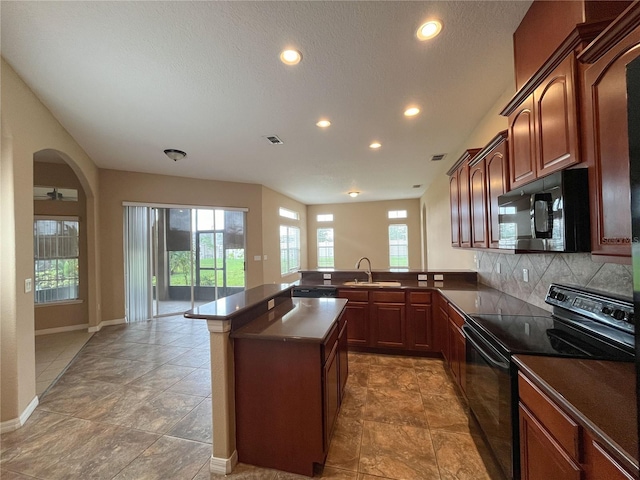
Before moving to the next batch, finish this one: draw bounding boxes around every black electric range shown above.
[462,284,636,480]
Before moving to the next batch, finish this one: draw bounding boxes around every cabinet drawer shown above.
[518,372,580,460]
[409,291,432,304]
[323,325,339,364]
[447,304,465,329]
[338,290,369,302]
[372,291,405,303]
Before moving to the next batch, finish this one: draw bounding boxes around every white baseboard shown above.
[209,450,238,475]
[0,395,39,433]
[35,324,89,336]
[88,318,126,333]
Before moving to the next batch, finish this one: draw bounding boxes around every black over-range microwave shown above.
[497,169,591,252]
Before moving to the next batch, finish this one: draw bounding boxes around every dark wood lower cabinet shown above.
[371,291,406,349]
[234,317,347,477]
[519,404,582,480]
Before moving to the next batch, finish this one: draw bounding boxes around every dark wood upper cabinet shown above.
[485,133,509,248]
[470,159,488,248]
[535,54,580,177]
[458,160,472,248]
[447,149,480,249]
[509,96,537,188]
[578,3,640,262]
[449,171,460,248]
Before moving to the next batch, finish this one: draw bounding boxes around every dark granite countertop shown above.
[231,297,348,343]
[184,283,293,320]
[513,355,638,475]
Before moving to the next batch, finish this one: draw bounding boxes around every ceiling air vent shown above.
[430,153,447,162]
[264,135,283,145]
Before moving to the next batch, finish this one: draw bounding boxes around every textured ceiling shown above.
[1,1,531,205]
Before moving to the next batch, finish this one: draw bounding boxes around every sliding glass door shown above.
[125,204,246,321]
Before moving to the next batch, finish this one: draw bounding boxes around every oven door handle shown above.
[462,325,509,370]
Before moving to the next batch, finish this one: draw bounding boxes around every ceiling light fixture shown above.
[404,107,420,117]
[416,20,442,41]
[316,119,331,128]
[369,142,382,149]
[348,191,360,198]
[280,49,302,65]
[164,149,187,161]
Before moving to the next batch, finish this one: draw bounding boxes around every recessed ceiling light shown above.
[280,49,302,65]
[348,191,360,198]
[316,119,331,128]
[404,107,420,117]
[417,20,442,41]
[369,142,382,149]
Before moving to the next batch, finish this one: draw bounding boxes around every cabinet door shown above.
[458,161,472,248]
[408,303,433,351]
[486,140,509,248]
[450,170,461,247]
[584,432,636,480]
[343,302,369,347]
[371,302,406,348]
[448,319,465,392]
[509,95,537,189]
[470,158,488,248]
[435,294,449,362]
[582,29,640,260]
[338,320,349,399]
[535,53,580,177]
[323,342,340,452]
[519,404,582,480]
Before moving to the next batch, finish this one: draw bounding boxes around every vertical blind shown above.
[124,206,151,322]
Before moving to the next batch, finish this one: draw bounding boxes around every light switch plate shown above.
[268,299,275,310]
[434,274,444,281]
[417,274,428,281]
[25,278,32,293]
[496,263,501,274]
[523,268,529,283]
[264,255,268,260]
[323,273,332,279]
[253,255,262,261]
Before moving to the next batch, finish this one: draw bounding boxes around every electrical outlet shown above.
[268,299,275,310]
[496,263,501,274]
[24,278,32,293]
[264,255,268,260]
[417,274,428,281]
[434,274,444,281]
[253,255,261,261]
[523,268,529,283]
[323,273,332,279]
[473,254,478,269]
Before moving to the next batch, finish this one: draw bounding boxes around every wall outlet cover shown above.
[417,274,428,281]
[323,273,332,279]
[24,278,32,293]
[496,263,501,274]
[434,274,444,281]
[268,299,275,310]
[253,255,261,261]
[523,268,529,283]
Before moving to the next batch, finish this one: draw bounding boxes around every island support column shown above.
[206,319,237,474]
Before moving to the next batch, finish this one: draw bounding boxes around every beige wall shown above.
[261,186,308,283]
[33,161,89,331]
[421,88,513,270]
[307,199,421,270]
[1,58,101,425]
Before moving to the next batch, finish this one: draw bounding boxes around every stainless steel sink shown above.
[342,281,402,287]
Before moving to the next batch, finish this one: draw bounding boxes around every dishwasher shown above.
[291,286,338,298]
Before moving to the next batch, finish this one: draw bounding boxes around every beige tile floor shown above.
[35,330,95,395]
[2,315,503,480]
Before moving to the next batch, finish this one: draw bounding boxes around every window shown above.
[388,210,407,219]
[317,228,334,267]
[388,224,408,267]
[317,214,334,222]
[279,207,299,220]
[280,226,300,275]
[34,218,80,304]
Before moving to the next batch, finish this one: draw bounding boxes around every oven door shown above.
[463,323,515,480]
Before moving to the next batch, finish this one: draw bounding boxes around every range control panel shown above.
[546,284,634,334]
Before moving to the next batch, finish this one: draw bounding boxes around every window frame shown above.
[317,227,335,268]
[280,225,301,275]
[33,216,81,305]
[388,223,409,268]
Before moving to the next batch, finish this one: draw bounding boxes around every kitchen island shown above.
[184,284,347,476]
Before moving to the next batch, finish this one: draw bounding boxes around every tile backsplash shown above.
[475,251,633,311]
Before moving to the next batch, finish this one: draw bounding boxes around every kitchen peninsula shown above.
[184,283,348,476]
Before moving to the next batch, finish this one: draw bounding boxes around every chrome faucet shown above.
[355,257,373,284]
